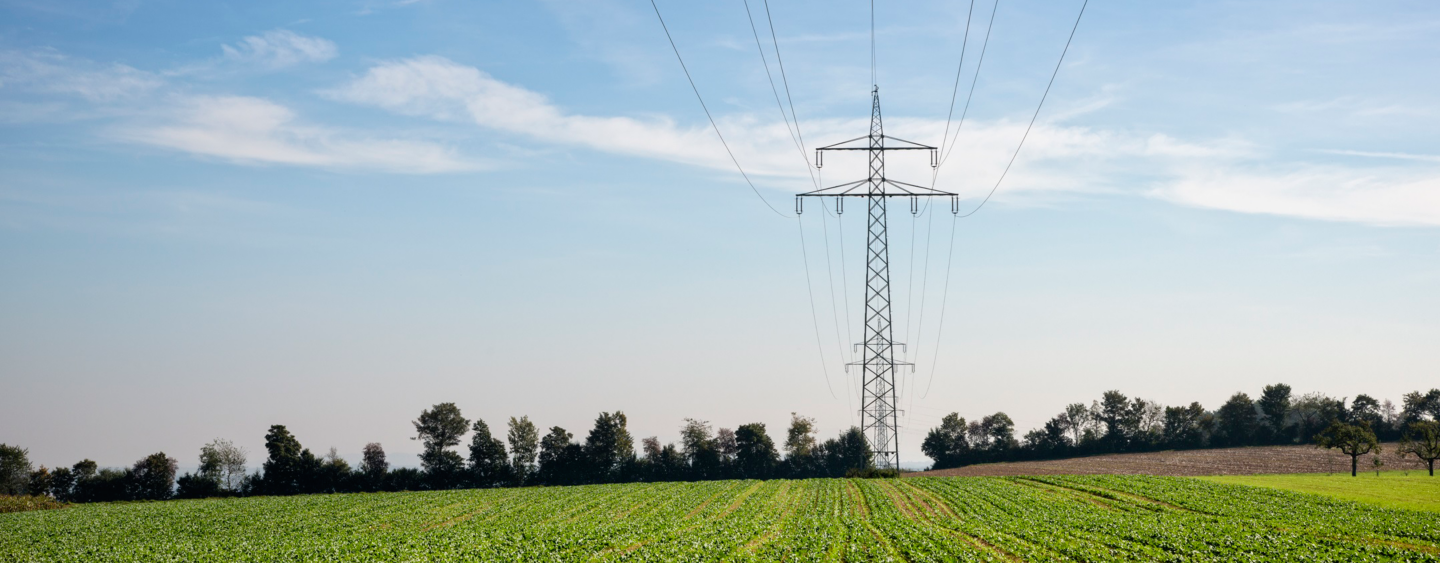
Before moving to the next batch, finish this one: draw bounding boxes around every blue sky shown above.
[2,0,1438,469]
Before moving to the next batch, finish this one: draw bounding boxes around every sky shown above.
[2,0,1438,470]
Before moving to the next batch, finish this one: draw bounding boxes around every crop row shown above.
[2,476,1437,562]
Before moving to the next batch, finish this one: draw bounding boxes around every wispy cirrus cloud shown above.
[119,95,480,174]
[0,50,161,101]
[221,30,338,69]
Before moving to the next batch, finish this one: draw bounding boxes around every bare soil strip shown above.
[909,443,1424,477]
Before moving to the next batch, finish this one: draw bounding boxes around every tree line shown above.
[1,409,891,502]
[921,385,1440,475]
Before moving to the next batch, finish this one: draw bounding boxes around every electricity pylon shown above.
[796,86,958,470]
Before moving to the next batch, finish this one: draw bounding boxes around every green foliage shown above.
[0,444,31,496]
[4,476,1439,561]
[583,412,633,483]
[506,416,538,483]
[128,452,178,501]
[1316,420,1381,477]
[920,413,968,469]
[733,423,778,479]
[467,419,509,488]
[1400,420,1440,476]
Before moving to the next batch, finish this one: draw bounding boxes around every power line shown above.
[930,0,977,188]
[925,0,1090,397]
[743,0,818,190]
[939,0,999,170]
[649,0,791,219]
[762,0,811,168]
[796,214,838,399]
[957,0,1087,217]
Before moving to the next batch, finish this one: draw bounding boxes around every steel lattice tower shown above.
[797,87,958,470]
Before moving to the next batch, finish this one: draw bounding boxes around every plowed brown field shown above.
[910,443,1425,477]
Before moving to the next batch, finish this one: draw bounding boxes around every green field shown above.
[1201,471,1440,513]
[3,476,1439,562]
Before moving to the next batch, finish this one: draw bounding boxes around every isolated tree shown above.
[921,413,970,469]
[0,444,32,495]
[468,418,510,487]
[1258,384,1293,443]
[129,452,178,500]
[199,438,248,493]
[1216,393,1261,447]
[1316,420,1381,477]
[584,412,634,483]
[734,423,779,479]
[413,403,469,488]
[507,416,539,483]
[1399,421,1440,476]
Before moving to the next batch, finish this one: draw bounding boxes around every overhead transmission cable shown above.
[796,216,839,400]
[957,0,1087,218]
[744,0,818,190]
[924,0,1089,398]
[650,0,791,219]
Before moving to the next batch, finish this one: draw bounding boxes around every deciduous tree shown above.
[413,403,469,488]
[584,412,634,483]
[734,423,778,479]
[468,419,510,487]
[1399,421,1440,476]
[1315,420,1380,477]
[507,416,539,483]
[921,413,970,469]
[129,452,178,500]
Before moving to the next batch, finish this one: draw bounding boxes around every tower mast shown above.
[797,87,958,470]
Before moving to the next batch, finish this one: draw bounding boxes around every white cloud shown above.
[121,95,480,174]
[221,30,337,69]
[1154,166,1440,227]
[0,50,161,101]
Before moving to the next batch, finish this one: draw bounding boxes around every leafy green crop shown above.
[2,476,1436,561]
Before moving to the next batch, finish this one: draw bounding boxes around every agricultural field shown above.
[1201,471,1440,513]
[4,476,1439,562]
[915,443,1426,477]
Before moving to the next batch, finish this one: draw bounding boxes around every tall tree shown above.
[734,423,778,479]
[1062,403,1092,446]
[0,444,31,495]
[507,416,539,483]
[199,438,248,493]
[1097,391,1134,450]
[129,452,178,500]
[681,418,720,480]
[921,413,970,469]
[261,425,311,495]
[1216,393,1261,447]
[413,403,469,488]
[27,466,52,498]
[824,427,874,477]
[1258,384,1293,443]
[538,426,583,485]
[784,413,817,459]
[1399,421,1440,477]
[584,412,634,483]
[468,418,510,488]
[1315,420,1380,477]
[715,428,739,476]
[361,443,388,476]
[1162,402,1208,449]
